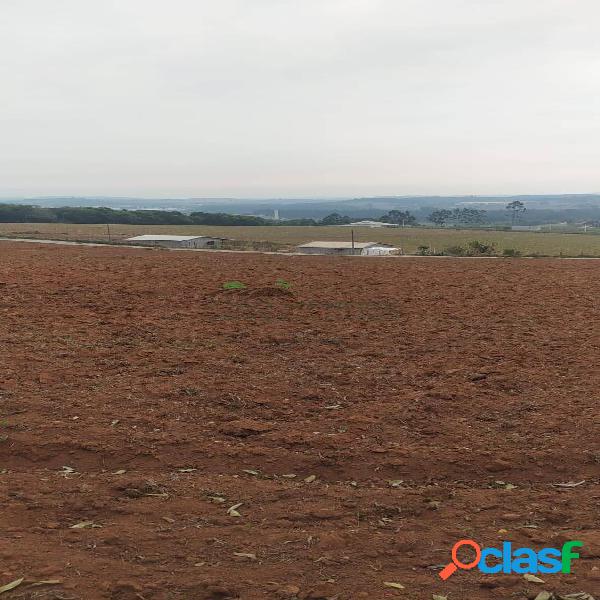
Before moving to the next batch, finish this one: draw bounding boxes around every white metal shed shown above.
[125,235,226,249]
[296,241,398,256]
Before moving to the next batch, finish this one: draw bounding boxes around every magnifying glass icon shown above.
[439,539,482,580]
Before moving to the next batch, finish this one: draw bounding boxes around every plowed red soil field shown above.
[0,242,598,600]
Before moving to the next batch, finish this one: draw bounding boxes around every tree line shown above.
[0,204,271,226]
[427,208,488,226]
[0,204,419,226]
[0,202,524,227]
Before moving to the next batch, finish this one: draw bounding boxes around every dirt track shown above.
[0,242,598,599]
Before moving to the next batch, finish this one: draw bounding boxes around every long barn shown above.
[126,235,227,249]
[296,241,398,255]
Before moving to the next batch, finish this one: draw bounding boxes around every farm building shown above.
[341,220,399,228]
[125,235,227,249]
[296,241,398,256]
[511,225,542,231]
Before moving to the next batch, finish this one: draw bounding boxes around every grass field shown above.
[2,222,600,256]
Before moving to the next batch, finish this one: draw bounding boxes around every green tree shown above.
[381,210,416,225]
[428,209,453,227]
[506,200,526,225]
[449,208,487,225]
[320,213,351,225]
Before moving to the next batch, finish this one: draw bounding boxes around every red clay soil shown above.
[0,242,598,600]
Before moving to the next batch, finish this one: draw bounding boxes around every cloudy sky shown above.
[1,0,599,198]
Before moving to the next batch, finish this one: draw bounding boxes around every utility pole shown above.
[351,229,355,253]
[106,223,111,243]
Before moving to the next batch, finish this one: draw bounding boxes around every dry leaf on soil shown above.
[523,574,545,583]
[70,521,101,529]
[553,480,585,488]
[0,578,23,594]
[233,552,257,560]
[383,582,405,589]
[227,502,243,517]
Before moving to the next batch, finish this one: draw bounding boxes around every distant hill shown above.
[2,194,600,225]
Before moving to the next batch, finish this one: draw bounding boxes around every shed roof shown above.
[126,235,216,242]
[297,241,379,249]
[341,221,399,227]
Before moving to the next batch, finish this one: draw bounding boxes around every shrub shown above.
[443,240,497,257]
[444,245,467,256]
[502,248,522,257]
[275,279,292,290]
[222,281,247,290]
[466,240,496,255]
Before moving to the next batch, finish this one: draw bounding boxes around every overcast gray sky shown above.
[1,0,599,198]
